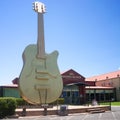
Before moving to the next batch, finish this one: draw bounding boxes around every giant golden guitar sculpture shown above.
[19,2,63,104]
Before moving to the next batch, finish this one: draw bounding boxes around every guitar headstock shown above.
[33,1,46,13]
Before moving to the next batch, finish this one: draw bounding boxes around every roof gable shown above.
[61,69,85,85]
[61,69,85,79]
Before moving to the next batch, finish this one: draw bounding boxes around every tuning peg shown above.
[42,4,46,13]
[32,2,38,12]
[32,2,35,10]
[32,2,36,11]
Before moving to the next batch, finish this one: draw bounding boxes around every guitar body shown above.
[19,44,63,104]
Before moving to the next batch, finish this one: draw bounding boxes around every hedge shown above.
[0,97,65,118]
[0,97,17,119]
[15,98,27,106]
[15,98,65,106]
[51,98,64,105]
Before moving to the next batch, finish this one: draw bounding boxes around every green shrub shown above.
[6,98,17,115]
[51,98,64,105]
[0,97,17,118]
[57,98,64,104]
[16,98,27,106]
[0,99,8,118]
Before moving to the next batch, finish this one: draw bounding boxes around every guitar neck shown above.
[37,12,45,59]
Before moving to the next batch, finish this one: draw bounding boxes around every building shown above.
[0,84,20,98]
[0,69,120,104]
[61,69,87,104]
[85,86,115,102]
[86,70,120,101]
[61,69,116,104]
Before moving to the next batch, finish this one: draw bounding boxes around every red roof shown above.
[86,70,120,81]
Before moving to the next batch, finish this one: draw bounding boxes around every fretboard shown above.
[37,12,45,59]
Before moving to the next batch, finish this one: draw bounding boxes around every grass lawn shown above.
[111,101,120,106]
[100,101,120,106]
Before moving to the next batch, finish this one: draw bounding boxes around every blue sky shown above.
[0,0,120,85]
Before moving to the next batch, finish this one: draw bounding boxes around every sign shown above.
[62,75,81,79]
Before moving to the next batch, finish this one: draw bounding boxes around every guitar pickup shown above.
[35,74,48,80]
[35,68,57,79]
[35,68,49,80]
[34,84,50,90]
[35,68,48,74]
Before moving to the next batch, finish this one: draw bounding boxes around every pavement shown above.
[4,106,120,120]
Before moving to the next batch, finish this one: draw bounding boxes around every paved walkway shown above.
[6,106,120,120]
[17,111,120,120]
